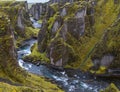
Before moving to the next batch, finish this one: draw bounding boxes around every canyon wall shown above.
[36,0,120,74]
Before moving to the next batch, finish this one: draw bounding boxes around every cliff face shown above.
[29,3,47,20]
[37,0,120,73]
[29,0,79,20]
[0,15,17,75]
[1,1,38,47]
[37,0,95,67]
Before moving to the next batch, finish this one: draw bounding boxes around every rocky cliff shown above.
[29,3,47,20]
[29,0,79,20]
[0,1,63,92]
[37,0,95,67]
[35,0,120,74]
[0,1,39,47]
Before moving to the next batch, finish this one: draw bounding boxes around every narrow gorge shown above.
[0,0,120,92]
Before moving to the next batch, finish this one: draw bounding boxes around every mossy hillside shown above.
[71,0,120,70]
[91,18,120,69]
[81,0,120,72]
[0,11,63,92]
[0,74,64,92]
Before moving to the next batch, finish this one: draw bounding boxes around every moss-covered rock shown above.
[36,0,120,72]
[91,18,120,73]
[29,3,46,20]
[100,83,120,92]
[0,1,39,47]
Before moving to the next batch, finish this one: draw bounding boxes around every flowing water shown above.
[30,17,41,28]
[17,18,120,92]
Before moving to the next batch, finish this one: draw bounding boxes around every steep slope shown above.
[32,0,120,73]
[91,17,120,74]
[0,1,63,92]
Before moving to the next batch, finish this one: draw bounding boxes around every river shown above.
[17,18,120,92]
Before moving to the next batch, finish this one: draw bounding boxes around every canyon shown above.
[0,0,120,92]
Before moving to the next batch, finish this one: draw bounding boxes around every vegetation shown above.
[65,0,120,70]
[0,1,39,47]
[100,83,120,92]
[0,0,120,91]
[24,43,50,63]
[36,0,120,73]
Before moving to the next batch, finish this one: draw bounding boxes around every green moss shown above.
[63,0,120,71]
[0,73,64,92]
[24,43,50,63]
[0,31,63,92]
[48,13,59,31]
[15,27,39,47]
[37,19,42,24]
[92,18,120,69]
[100,83,120,92]
[95,66,106,74]
[79,0,120,70]
[50,3,59,12]
[0,1,37,48]
[34,0,120,72]
[25,27,39,38]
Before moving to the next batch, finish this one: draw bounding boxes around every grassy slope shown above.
[0,73,63,92]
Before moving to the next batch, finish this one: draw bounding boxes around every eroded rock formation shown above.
[37,0,120,74]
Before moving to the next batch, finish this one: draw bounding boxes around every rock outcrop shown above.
[38,0,95,67]
[37,0,120,73]
[2,1,40,46]
[29,3,47,20]
[29,0,80,20]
